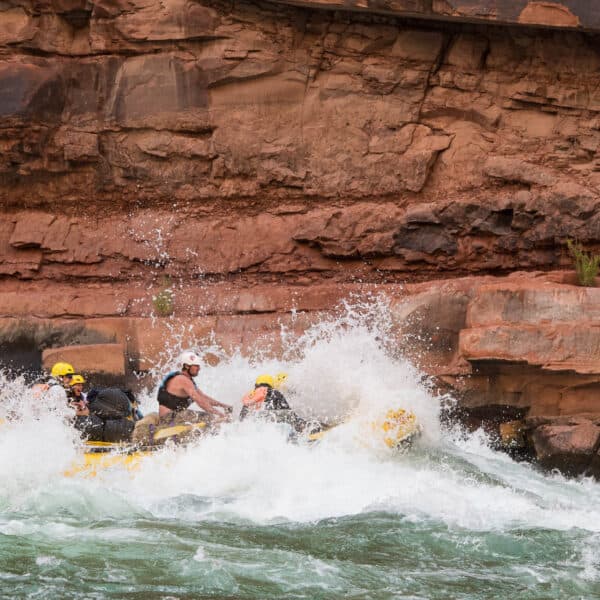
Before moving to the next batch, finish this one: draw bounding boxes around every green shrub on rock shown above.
[567,239,600,287]
[152,284,174,316]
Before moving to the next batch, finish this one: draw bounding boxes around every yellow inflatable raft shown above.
[64,442,153,477]
[307,408,421,448]
[65,409,421,477]
[64,422,208,477]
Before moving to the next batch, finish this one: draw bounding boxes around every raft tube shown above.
[65,409,421,477]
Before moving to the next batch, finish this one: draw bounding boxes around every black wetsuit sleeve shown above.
[266,389,290,410]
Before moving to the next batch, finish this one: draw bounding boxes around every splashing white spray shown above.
[138,295,443,437]
[1,300,600,533]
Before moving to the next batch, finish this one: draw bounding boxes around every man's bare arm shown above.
[211,398,232,410]
[191,388,225,416]
[174,376,228,416]
[176,377,223,415]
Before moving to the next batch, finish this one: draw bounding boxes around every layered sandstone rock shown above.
[391,273,600,476]
[529,418,600,477]
[1,1,600,213]
[1,187,599,283]
[394,275,600,407]
[2,2,600,287]
[42,343,126,376]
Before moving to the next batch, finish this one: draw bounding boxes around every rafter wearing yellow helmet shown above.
[51,362,75,379]
[32,361,75,404]
[254,373,288,389]
[240,371,301,427]
[69,374,86,386]
[254,374,275,388]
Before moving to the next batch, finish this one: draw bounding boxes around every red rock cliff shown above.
[2,1,600,283]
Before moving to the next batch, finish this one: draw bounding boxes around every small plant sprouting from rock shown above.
[567,239,600,287]
[152,278,174,316]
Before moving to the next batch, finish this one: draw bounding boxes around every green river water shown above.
[1,314,599,599]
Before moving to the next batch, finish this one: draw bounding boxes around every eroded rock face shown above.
[388,272,600,476]
[42,343,126,377]
[0,2,600,211]
[530,421,600,477]
[1,192,599,282]
[1,1,600,287]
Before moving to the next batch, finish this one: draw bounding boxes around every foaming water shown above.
[1,301,600,597]
[0,376,79,507]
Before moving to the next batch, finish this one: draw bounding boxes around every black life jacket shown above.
[74,388,133,443]
[87,388,131,420]
[157,371,196,412]
[264,388,290,410]
[103,418,134,442]
[74,415,104,441]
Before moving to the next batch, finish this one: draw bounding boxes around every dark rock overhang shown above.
[272,0,600,32]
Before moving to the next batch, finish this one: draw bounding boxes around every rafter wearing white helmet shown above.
[179,351,202,368]
[156,348,232,419]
